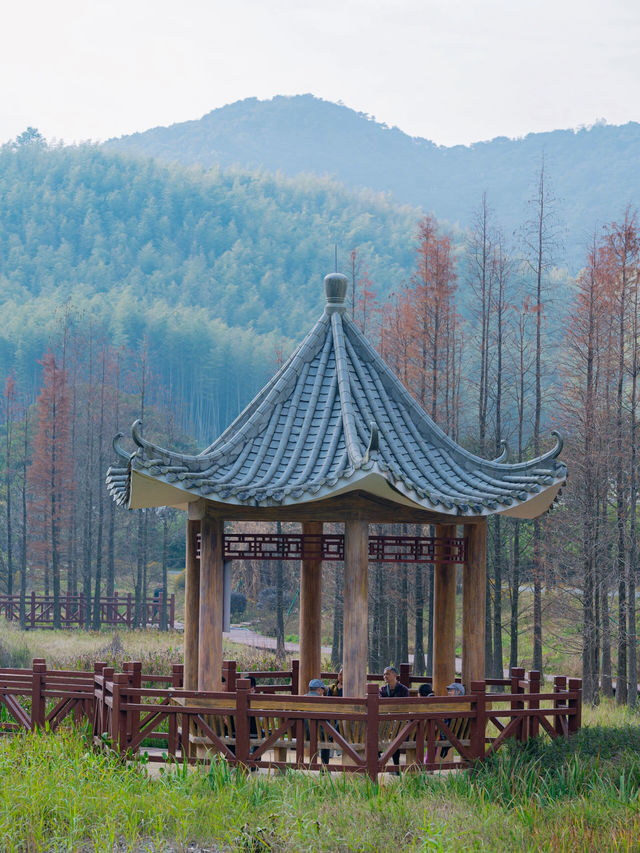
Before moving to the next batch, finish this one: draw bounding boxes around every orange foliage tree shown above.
[27,351,75,627]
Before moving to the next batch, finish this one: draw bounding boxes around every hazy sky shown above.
[2,0,639,147]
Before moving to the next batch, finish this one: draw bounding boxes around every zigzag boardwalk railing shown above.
[0,593,175,629]
[0,659,95,733]
[0,660,582,782]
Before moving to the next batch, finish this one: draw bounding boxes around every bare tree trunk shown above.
[509,521,521,671]
[19,406,28,629]
[275,521,285,663]
[414,562,425,675]
[627,266,639,708]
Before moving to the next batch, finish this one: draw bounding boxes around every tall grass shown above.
[3,718,640,852]
[0,619,288,675]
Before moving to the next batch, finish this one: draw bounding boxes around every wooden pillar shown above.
[433,524,457,695]
[184,518,201,690]
[299,521,323,695]
[462,519,487,692]
[343,519,369,697]
[198,515,224,692]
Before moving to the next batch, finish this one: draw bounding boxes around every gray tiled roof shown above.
[106,273,566,518]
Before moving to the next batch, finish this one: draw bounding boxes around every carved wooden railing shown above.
[0,659,582,783]
[0,593,175,629]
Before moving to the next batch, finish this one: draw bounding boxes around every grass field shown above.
[1,620,639,850]
[0,702,639,852]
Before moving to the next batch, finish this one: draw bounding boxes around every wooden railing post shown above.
[222,660,237,691]
[167,664,183,758]
[172,664,184,688]
[103,666,115,745]
[400,662,411,690]
[30,591,36,629]
[31,659,46,730]
[169,594,175,629]
[528,670,541,739]
[235,677,251,765]
[92,662,106,737]
[470,680,486,761]
[126,594,132,628]
[568,678,582,734]
[223,660,237,692]
[112,673,129,754]
[554,676,567,736]
[510,667,525,742]
[291,659,300,695]
[365,683,379,782]
[124,661,141,746]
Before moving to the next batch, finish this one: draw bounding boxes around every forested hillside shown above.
[1,125,639,706]
[0,139,420,438]
[105,94,640,270]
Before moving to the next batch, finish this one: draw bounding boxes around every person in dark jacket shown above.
[305,678,330,766]
[379,666,410,698]
[379,666,409,771]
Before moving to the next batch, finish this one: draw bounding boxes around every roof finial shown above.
[324,272,348,314]
[334,243,338,272]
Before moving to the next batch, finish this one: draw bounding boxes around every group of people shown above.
[304,665,466,768]
[307,664,465,701]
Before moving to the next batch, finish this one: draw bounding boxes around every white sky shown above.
[2,0,639,147]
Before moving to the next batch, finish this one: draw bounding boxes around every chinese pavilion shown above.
[107,273,566,698]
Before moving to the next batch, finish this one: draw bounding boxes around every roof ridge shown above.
[332,311,366,468]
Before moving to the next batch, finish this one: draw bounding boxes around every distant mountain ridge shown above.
[105,95,640,271]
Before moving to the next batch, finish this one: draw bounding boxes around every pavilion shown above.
[107,273,566,698]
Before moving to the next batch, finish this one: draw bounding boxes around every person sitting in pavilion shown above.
[379,666,409,771]
[305,678,330,766]
[438,681,466,759]
[379,666,409,699]
[327,667,343,697]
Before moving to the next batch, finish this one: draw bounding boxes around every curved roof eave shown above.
[126,461,565,521]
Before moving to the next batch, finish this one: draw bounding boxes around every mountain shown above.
[0,141,420,439]
[105,95,640,270]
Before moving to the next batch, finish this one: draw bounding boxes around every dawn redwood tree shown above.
[488,232,514,678]
[467,193,494,457]
[379,216,459,674]
[27,351,75,628]
[559,237,610,702]
[602,209,640,706]
[20,404,29,628]
[3,376,17,596]
[521,156,561,675]
[466,199,515,677]
[406,215,458,427]
[506,298,536,671]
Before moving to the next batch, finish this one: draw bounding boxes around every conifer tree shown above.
[27,351,75,628]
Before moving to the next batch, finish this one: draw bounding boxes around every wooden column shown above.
[462,519,487,692]
[299,521,323,695]
[343,519,369,697]
[184,518,201,690]
[198,515,224,692]
[433,524,457,695]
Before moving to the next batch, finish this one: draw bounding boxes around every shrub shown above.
[230,591,247,619]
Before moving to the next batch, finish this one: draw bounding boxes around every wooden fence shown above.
[0,593,175,629]
[0,659,582,781]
